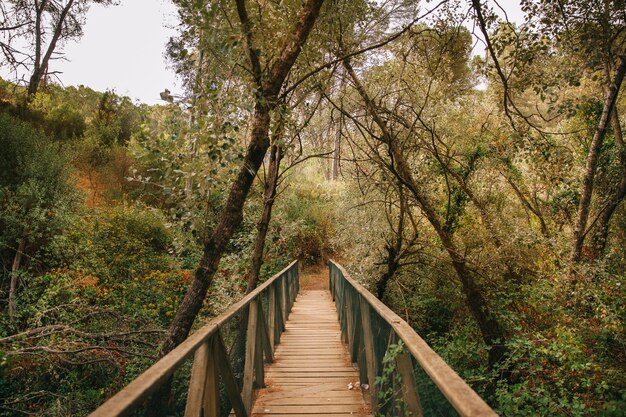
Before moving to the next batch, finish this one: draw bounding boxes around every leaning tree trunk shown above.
[591,104,626,256]
[376,184,405,300]
[146,4,325,412]
[245,144,284,293]
[27,0,75,99]
[230,144,284,380]
[343,59,509,370]
[570,55,626,271]
[158,0,326,359]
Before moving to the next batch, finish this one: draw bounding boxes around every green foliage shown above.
[0,112,77,273]
[273,170,337,265]
[375,341,409,417]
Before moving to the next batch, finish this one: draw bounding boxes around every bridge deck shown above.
[251,289,372,417]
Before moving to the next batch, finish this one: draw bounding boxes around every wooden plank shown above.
[243,300,259,412]
[281,276,287,325]
[330,260,498,417]
[268,284,276,352]
[258,302,273,363]
[203,335,220,417]
[350,300,362,363]
[184,339,210,417]
[360,296,378,408]
[215,331,248,417]
[254,304,265,389]
[396,350,424,417]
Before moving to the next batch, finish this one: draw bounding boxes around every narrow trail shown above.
[250,266,372,417]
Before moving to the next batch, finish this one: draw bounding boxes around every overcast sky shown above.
[53,0,182,105]
[1,0,524,105]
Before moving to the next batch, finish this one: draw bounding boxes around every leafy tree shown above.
[0,112,77,322]
[0,0,117,99]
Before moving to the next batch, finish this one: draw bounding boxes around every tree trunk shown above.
[8,238,26,322]
[591,106,626,256]
[570,55,626,269]
[27,0,75,98]
[245,145,284,293]
[230,144,284,381]
[376,184,405,300]
[343,59,508,369]
[147,3,323,412]
[159,0,326,359]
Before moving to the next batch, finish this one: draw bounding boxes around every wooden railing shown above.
[89,260,299,417]
[329,260,498,417]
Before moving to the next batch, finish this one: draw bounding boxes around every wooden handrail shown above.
[329,260,498,417]
[89,260,299,417]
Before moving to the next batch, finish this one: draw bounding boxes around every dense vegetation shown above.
[1,0,625,416]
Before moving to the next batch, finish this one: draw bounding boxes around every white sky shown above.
[1,0,525,105]
[48,0,182,105]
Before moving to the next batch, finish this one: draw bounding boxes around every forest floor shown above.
[299,263,329,290]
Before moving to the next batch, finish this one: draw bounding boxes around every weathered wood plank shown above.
[330,260,498,417]
[184,339,210,417]
[360,296,378,408]
[216,331,248,417]
[396,350,424,417]
[251,290,371,417]
[243,300,259,412]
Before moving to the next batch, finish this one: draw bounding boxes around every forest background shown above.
[0,0,624,416]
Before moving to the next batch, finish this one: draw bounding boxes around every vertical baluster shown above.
[268,283,276,352]
[242,299,259,413]
[184,337,211,417]
[344,286,353,345]
[360,296,378,409]
[215,331,247,417]
[254,300,265,388]
[203,335,220,417]
[281,274,287,323]
[350,298,362,363]
[396,346,424,417]
[258,301,273,363]
[275,282,284,345]
[295,263,300,294]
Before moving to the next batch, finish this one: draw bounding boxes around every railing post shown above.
[242,299,259,413]
[396,348,424,417]
[295,262,300,294]
[184,338,211,417]
[350,298,362,363]
[344,286,354,345]
[215,331,248,417]
[268,283,276,352]
[258,301,273,363]
[275,282,284,345]
[254,301,265,388]
[360,295,378,409]
[281,274,287,325]
[202,335,220,417]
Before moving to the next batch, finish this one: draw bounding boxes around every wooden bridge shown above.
[89,261,497,417]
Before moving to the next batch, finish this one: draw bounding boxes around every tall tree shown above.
[0,0,115,99]
[159,0,326,357]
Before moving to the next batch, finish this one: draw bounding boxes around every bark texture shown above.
[159,0,326,359]
[591,105,626,256]
[245,144,284,293]
[570,55,626,269]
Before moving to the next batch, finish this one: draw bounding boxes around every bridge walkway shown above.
[251,289,372,416]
